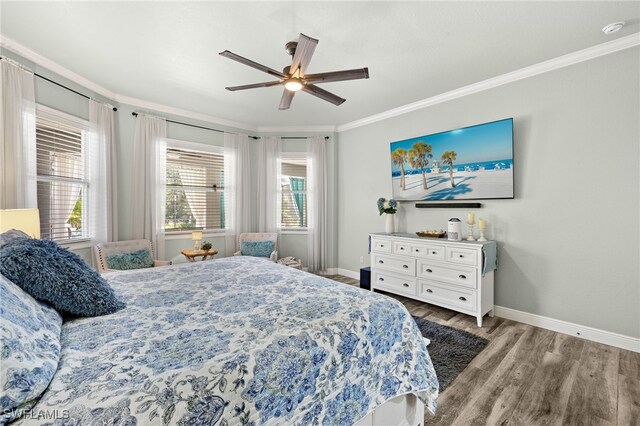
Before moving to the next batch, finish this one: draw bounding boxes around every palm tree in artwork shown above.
[392,148,409,190]
[408,141,433,190]
[441,150,458,188]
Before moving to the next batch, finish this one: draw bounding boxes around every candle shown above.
[467,212,475,224]
[479,218,486,230]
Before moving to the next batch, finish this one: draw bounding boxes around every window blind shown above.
[280,158,308,228]
[165,147,226,231]
[36,116,87,241]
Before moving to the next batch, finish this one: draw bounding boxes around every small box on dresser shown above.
[369,232,497,327]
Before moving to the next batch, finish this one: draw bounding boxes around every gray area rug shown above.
[413,316,488,392]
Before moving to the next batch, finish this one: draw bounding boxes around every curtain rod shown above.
[132,112,259,139]
[34,73,117,112]
[131,112,328,140]
[280,136,330,140]
[0,56,117,112]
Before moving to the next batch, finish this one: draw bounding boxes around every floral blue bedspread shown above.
[17,257,438,425]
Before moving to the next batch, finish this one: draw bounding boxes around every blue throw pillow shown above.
[106,248,153,270]
[0,229,30,248]
[0,274,62,423]
[0,239,125,317]
[240,240,275,258]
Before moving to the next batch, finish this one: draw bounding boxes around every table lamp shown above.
[0,209,41,238]
[191,231,203,252]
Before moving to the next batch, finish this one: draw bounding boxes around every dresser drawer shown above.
[371,238,392,254]
[373,271,416,296]
[418,280,476,312]
[417,261,477,289]
[410,243,445,260]
[445,247,478,266]
[393,241,411,255]
[372,254,416,275]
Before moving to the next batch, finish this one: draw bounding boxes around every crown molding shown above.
[0,34,117,100]
[3,32,638,135]
[257,125,337,134]
[115,94,259,133]
[336,32,640,132]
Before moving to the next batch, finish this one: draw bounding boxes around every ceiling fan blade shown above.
[290,33,318,77]
[304,68,369,84]
[279,89,295,110]
[302,84,346,106]
[219,50,286,79]
[225,81,283,91]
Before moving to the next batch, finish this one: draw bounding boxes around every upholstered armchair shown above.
[233,233,278,262]
[93,239,172,274]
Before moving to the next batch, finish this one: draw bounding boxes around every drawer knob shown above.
[459,296,467,301]
[380,244,384,247]
[432,251,437,255]
[426,269,433,273]
[402,265,409,269]
[379,277,384,281]
[403,283,409,288]
[426,289,433,293]
[400,247,404,250]
[459,254,464,258]
[459,274,466,279]
[415,249,420,252]
[378,260,384,264]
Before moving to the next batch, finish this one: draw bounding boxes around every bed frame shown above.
[355,393,425,426]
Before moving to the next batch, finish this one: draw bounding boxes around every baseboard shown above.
[494,306,639,353]
[338,268,360,280]
[334,268,639,353]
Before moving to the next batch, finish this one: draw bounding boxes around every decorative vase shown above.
[385,214,395,233]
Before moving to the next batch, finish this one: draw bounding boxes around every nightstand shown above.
[180,249,218,262]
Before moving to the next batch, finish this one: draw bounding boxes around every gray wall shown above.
[337,47,640,338]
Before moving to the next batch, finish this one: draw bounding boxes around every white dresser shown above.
[369,233,497,327]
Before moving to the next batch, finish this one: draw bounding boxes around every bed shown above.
[4,256,438,425]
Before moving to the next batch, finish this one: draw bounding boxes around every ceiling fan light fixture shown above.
[284,78,303,92]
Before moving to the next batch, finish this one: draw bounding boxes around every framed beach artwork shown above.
[390,118,514,201]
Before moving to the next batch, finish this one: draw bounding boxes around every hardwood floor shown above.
[325,275,640,426]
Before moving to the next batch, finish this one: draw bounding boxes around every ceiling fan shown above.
[219,33,369,110]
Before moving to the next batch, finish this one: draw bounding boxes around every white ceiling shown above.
[1,1,638,128]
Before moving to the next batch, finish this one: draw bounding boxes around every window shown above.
[165,141,226,232]
[36,109,90,242]
[279,155,307,229]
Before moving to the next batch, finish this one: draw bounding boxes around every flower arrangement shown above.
[377,197,398,215]
[200,241,212,251]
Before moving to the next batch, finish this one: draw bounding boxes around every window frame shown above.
[278,152,308,234]
[163,138,228,237]
[35,104,92,247]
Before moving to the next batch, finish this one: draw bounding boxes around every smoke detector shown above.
[602,21,625,35]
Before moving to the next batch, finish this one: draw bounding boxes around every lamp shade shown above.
[0,209,41,238]
[191,231,203,241]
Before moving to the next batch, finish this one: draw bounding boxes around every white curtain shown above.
[307,136,327,273]
[89,100,118,242]
[224,133,251,251]
[257,136,281,233]
[131,114,166,258]
[0,57,37,209]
